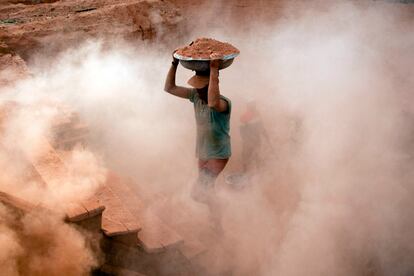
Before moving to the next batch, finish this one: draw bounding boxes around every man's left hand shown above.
[210,53,223,69]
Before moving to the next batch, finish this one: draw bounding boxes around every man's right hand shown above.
[165,47,193,99]
[172,49,179,66]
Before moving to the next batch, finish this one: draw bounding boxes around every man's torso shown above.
[189,89,231,160]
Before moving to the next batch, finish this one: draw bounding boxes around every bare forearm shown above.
[164,61,192,98]
[208,68,220,107]
[164,63,178,92]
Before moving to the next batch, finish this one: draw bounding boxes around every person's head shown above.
[188,71,209,102]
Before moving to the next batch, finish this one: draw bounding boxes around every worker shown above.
[164,52,231,229]
[225,99,274,189]
[239,99,273,173]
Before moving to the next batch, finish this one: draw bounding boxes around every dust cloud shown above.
[0,99,105,274]
[0,202,98,276]
[1,0,414,275]
[0,51,108,274]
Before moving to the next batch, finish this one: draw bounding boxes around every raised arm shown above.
[208,55,228,112]
[164,54,193,99]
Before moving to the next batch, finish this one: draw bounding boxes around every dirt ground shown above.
[0,0,181,60]
[1,0,412,69]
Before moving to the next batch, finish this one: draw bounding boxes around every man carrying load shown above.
[164,41,235,229]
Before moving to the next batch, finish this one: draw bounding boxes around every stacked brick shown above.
[0,102,206,275]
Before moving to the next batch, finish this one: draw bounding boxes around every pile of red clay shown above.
[175,38,240,59]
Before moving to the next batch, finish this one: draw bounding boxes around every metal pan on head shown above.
[173,52,239,72]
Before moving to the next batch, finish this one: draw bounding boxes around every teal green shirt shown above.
[189,89,231,160]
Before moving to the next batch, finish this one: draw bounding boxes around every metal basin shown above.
[173,52,239,72]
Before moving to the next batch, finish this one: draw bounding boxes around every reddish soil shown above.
[0,0,183,86]
[175,37,239,59]
[0,53,28,87]
[0,0,181,59]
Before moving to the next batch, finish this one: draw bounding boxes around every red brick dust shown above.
[175,37,240,59]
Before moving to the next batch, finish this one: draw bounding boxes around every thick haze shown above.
[0,0,413,275]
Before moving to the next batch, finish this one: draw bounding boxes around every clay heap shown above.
[175,37,240,59]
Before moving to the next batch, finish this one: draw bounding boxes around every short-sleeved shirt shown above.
[189,89,231,160]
